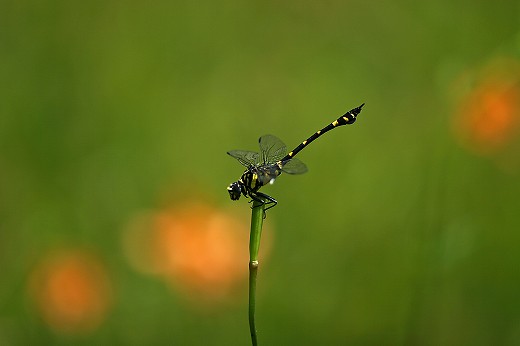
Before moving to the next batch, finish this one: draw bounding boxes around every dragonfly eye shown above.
[227,182,242,200]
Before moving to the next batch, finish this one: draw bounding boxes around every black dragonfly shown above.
[227,103,364,211]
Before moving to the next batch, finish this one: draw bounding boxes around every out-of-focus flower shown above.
[28,250,112,335]
[123,201,266,302]
[452,58,520,156]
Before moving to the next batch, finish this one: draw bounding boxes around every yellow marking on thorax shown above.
[332,120,339,126]
[342,116,349,122]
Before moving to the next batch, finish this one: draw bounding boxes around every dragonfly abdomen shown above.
[281,103,364,162]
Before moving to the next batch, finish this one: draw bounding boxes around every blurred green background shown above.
[2,1,520,345]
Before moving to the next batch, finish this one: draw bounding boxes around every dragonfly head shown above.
[227,181,242,201]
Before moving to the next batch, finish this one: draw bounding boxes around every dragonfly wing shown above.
[227,150,260,167]
[281,158,308,175]
[258,134,287,164]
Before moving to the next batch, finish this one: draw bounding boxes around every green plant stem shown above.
[249,200,265,346]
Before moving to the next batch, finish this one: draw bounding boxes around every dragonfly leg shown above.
[250,192,277,218]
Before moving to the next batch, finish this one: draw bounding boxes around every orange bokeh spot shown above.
[123,201,256,301]
[154,204,249,297]
[453,60,520,156]
[28,250,112,335]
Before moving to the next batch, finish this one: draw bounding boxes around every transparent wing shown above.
[258,134,287,164]
[227,150,260,167]
[280,158,308,175]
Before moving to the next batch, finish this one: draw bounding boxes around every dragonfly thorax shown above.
[227,165,283,201]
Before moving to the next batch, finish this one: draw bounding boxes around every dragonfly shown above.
[227,103,364,212]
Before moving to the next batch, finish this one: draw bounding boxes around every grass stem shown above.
[248,200,265,346]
